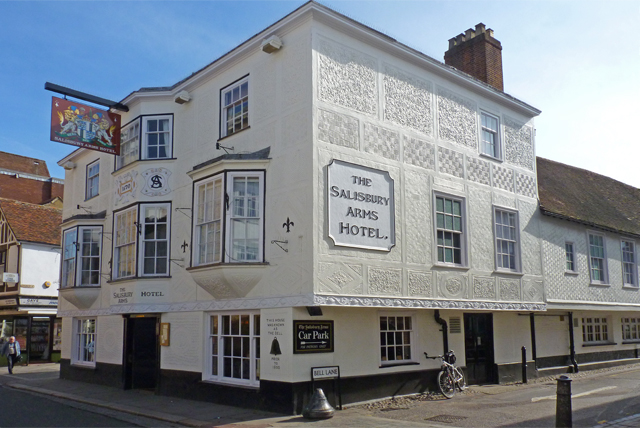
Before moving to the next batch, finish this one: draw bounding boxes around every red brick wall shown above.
[0,175,63,204]
[444,33,503,92]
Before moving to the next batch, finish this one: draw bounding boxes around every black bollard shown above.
[556,375,572,427]
[521,346,527,384]
[303,388,335,419]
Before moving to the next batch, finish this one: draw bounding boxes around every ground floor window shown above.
[207,312,260,386]
[379,313,414,365]
[622,318,640,341]
[73,318,96,366]
[581,317,609,344]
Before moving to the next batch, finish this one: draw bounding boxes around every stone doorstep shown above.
[5,383,211,427]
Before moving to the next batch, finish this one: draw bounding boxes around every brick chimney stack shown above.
[444,23,503,91]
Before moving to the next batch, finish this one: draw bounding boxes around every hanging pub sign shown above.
[50,96,121,155]
[327,159,395,251]
[293,320,334,354]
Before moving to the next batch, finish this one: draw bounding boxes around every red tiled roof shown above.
[0,198,62,245]
[0,152,50,177]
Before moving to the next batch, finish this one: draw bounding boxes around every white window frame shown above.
[193,171,264,265]
[142,115,173,160]
[581,317,610,344]
[493,207,521,272]
[139,203,170,277]
[565,241,577,273]
[77,226,102,287]
[379,312,415,366]
[194,175,224,266]
[72,318,96,367]
[220,77,249,138]
[61,228,77,289]
[113,206,138,280]
[85,160,99,200]
[205,312,260,387]
[480,111,501,159]
[117,119,140,169]
[621,317,640,342]
[433,193,467,267]
[587,231,608,285]
[621,240,638,287]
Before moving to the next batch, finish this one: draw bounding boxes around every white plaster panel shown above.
[368,267,402,296]
[363,122,400,161]
[96,315,123,365]
[516,173,537,199]
[160,311,202,372]
[317,109,359,150]
[437,87,477,148]
[534,314,571,358]
[504,116,534,171]
[408,270,433,297]
[262,308,293,382]
[19,244,60,296]
[282,33,309,109]
[469,188,494,272]
[492,164,514,193]
[492,312,532,363]
[437,147,464,178]
[318,262,363,295]
[404,170,430,265]
[466,156,491,186]
[61,317,73,360]
[403,136,435,171]
[317,37,377,115]
[519,201,543,276]
[253,54,278,123]
[383,64,432,135]
[284,108,312,150]
[473,276,496,300]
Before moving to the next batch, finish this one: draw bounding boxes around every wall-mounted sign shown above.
[327,160,395,251]
[141,167,172,197]
[312,366,340,380]
[3,273,19,283]
[294,320,334,354]
[50,97,120,155]
[111,283,168,306]
[18,297,58,306]
[160,323,170,346]
[0,299,17,307]
[114,171,138,205]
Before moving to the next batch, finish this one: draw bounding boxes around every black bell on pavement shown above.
[302,388,335,419]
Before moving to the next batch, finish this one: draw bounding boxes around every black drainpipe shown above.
[434,310,449,354]
[568,312,579,373]
[529,313,537,368]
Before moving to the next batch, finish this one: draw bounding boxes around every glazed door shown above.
[124,317,158,390]
[464,313,495,384]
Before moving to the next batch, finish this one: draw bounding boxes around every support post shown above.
[521,346,527,384]
[556,375,572,427]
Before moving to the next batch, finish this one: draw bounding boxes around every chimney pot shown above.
[448,37,457,49]
[475,23,486,34]
[455,33,465,44]
[465,28,475,40]
[486,28,494,38]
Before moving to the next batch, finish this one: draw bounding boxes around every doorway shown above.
[124,316,158,390]
[464,313,495,384]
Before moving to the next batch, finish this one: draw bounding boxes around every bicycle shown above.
[424,350,467,398]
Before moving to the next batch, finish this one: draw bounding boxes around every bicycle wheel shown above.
[437,369,455,398]
[457,370,467,391]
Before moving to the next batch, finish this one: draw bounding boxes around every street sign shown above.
[293,320,334,354]
[3,273,19,283]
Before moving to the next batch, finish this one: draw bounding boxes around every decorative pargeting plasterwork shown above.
[439,274,468,299]
[437,88,477,148]
[403,136,435,170]
[369,267,402,295]
[318,262,363,295]
[504,116,534,171]
[59,293,547,318]
[363,123,400,160]
[493,164,514,192]
[516,173,537,198]
[438,147,464,178]
[408,271,432,297]
[523,279,544,302]
[467,156,491,186]
[317,38,377,115]
[318,109,359,150]
[500,278,521,301]
[383,64,433,135]
[473,276,496,299]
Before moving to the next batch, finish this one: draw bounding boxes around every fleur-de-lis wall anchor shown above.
[283,217,294,233]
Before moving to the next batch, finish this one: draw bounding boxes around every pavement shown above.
[0,363,638,428]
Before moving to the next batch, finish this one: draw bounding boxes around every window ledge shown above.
[564,271,579,276]
[622,285,639,290]
[187,263,268,299]
[199,379,259,390]
[218,126,251,142]
[582,342,617,347]
[622,340,640,344]
[379,362,420,369]
[479,153,503,163]
[589,282,610,287]
[432,264,470,271]
[493,270,525,277]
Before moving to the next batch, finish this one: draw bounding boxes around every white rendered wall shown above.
[160,311,202,372]
[96,315,123,365]
[19,243,60,297]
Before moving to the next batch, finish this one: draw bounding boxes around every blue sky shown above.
[1,1,638,187]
